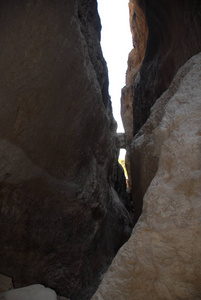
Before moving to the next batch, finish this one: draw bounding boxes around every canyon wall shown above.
[92,49,201,300]
[92,0,201,299]
[132,0,201,135]
[131,0,201,222]
[0,1,132,299]
[122,0,201,220]
[121,0,148,189]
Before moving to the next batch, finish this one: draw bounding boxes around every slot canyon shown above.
[0,0,201,300]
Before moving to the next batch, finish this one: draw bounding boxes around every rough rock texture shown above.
[121,0,201,219]
[122,0,201,193]
[133,0,201,135]
[130,0,201,222]
[91,52,201,300]
[0,1,132,299]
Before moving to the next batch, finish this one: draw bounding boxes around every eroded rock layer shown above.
[92,52,201,300]
[0,1,132,299]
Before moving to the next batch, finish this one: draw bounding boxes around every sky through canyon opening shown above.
[97,0,132,160]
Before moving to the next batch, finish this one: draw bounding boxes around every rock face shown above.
[121,0,201,219]
[121,0,148,189]
[0,1,132,299]
[130,0,201,222]
[91,52,201,300]
[121,0,148,140]
[133,0,201,135]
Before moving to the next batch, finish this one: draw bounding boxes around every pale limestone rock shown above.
[0,275,13,293]
[0,284,57,300]
[91,53,201,300]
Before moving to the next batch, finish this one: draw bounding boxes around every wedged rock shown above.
[0,275,13,293]
[0,1,131,299]
[91,53,201,299]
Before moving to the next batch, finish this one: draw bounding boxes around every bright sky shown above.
[97,0,133,133]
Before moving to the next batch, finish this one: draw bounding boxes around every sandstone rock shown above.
[0,1,131,299]
[0,275,13,293]
[121,0,148,140]
[91,53,201,299]
[123,0,201,209]
[132,0,201,135]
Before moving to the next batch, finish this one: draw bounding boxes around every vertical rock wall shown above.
[121,0,148,189]
[121,0,148,140]
[0,1,132,299]
[122,0,201,222]
[133,0,201,135]
[131,0,201,222]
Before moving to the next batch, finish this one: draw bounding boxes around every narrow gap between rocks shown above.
[97,0,132,180]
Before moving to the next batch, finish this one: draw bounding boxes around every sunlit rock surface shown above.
[0,1,132,299]
[91,52,201,300]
